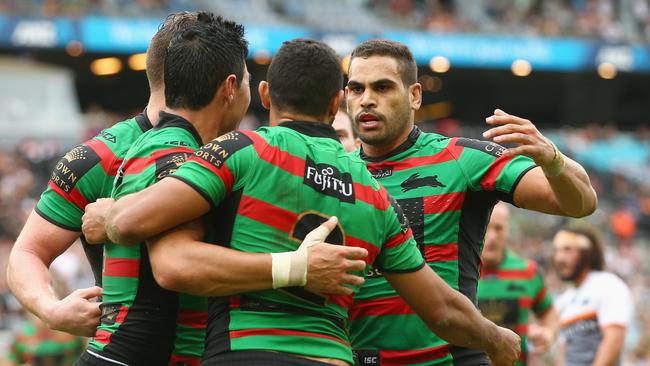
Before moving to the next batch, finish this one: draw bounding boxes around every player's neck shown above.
[146,90,166,126]
[482,250,505,270]
[361,122,414,158]
[268,108,332,127]
[163,107,223,144]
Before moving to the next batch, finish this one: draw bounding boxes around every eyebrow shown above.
[347,78,398,88]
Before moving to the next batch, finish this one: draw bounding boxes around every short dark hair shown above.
[560,224,605,271]
[350,39,417,86]
[267,38,343,117]
[164,12,248,110]
[146,12,198,91]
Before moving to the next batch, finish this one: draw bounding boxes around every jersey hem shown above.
[508,164,537,207]
[34,206,81,232]
[166,175,215,209]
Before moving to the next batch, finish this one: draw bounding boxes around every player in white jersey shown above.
[552,225,633,366]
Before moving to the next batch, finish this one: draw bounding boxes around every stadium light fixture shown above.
[511,59,532,77]
[128,53,147,71]
[429,56,450,73]
[90,57,122,76]
[597,62,617,79]
[65,40,84,57]
[253,49,272,65]
[418,75,443,92]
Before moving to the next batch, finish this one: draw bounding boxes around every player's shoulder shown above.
[92,114,150,150]
[588,271,630,292]
[452,136,507,160]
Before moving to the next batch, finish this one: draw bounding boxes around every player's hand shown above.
[300,217,368,295]
[45,286,102,337]
[82,198,115,244]
[483,109,556,167]
[487,326,521,366]
[528,323,554,354]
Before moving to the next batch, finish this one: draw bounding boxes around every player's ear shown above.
[328,90,344,122]
[258,81,271,110]
[409,82,422,111]
[221,74,238,104]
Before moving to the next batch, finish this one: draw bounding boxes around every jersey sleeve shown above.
[374,193,425,273]
[531,264,553,315]
[452,138,536,204]
[596,275,634,327]
[35,139,114,230]
[171,131,258,207]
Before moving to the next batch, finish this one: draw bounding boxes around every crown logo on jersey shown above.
[215,132,239,143]
[63,146,87,163]
[167,154,188,168]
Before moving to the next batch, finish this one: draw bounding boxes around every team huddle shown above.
[8,10,627,366]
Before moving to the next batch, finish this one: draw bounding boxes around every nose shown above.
[359,89,376,109]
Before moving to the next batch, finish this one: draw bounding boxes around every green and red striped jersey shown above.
[350,127,536,366]
[88,112,207,366]
[478,250,552,366]
[35,112,153,285]
[9,321,84,366]
[170,121,425,365]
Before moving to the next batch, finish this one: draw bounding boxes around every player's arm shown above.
[148,217,367,296]
[101,177,210,245]
[6,212,101,337]
[385,266,520,366]
[592,324,626,366]
[483,109,597,217]
[528,307,559,354]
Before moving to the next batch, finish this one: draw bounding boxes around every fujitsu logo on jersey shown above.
[303,156,355,203]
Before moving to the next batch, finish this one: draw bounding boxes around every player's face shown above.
[481,204,510,266]
[332,110,359,153]
[552,231,587,281]
[346,56,414,148]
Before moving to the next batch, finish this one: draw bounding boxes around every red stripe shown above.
[518,297,533,309]
[115,305,129,323]
[238,195,297,233]
[93,330,112,345]
[86,139,121,176]
[168,355,200,366]
[176,309,208,329]
[380,344,450,365]
[424,244,458,262]
[122,147,194,175]
[383,229,413,249]
[491,267,536,279]
[103,258,140,277]
[533,287,548,305]
[345,235,380,264]
[365,139,464,173]
[515,324,528,335]
[48,181,90,209]
[188,156,235,194]
[480,155,513,191]
[328,294,354,309]
[354,182,390,211]
[230,328,349,346]
[349,296,414,320]
[423,192,465,214]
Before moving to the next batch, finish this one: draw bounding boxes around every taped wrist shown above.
[271,249,309,289]
[542,141,566,178]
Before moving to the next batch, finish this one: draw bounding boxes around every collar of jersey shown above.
[154,111,203,145]
[278,120,340,142]
[360,126,422,162]
[135,108,153,132]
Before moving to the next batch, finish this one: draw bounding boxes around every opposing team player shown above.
[553,225,633,366]
[98,39,520,366]
[478,203,558,365]
[345,39,597,365]
[6,11,199,337]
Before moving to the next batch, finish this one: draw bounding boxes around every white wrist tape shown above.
[271,249,308,289]
[542,142,566,178]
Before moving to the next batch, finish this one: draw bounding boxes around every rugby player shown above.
[97,38,520,366]
[478,203,558,365]
[78,16,368,366]
[333,108,360,152]
[5,11,198,337]
[345,39,597,366]
[553,225,633,366]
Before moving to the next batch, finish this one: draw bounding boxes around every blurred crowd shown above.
[0,108,649,363]
[2,0,650,43]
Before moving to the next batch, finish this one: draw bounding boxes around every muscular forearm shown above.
[149,239,272,296]
[7,249,59,322]
[545,156,597,218]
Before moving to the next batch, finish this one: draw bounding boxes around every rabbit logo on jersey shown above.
[303,156,355,203]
